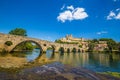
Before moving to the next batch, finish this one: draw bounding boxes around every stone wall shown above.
[0,33,84,53]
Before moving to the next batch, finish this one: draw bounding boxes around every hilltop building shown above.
[59,34,89,50]
[60,34,86,43]
[58,34,108,51]
[94,41,108,51]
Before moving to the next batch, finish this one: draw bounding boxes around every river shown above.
[0,49,120,80]
[20,49,120,73]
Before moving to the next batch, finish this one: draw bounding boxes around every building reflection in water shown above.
[35,50,120,72]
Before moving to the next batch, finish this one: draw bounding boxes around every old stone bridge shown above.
[0,33,85,53]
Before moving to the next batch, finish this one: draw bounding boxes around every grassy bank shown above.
[99,72,120,78]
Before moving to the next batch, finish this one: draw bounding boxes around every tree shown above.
[88,43,95,51]
[99,38,117,52]
[14,42,34,51]
[9,28,27,36]
[118,42,120,52]
[8,28,35,51]
[92,39,98,43]
[107,39,117,52]
[79,45,82,48]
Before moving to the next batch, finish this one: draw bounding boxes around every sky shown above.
[0,0,120,42]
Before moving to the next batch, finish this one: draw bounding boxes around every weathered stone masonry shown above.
[0,33,85,53]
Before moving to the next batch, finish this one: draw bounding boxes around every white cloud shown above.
[115,13,120,19]
[73,8,88,20]
[57,5,88,22]
[107,11,116,20]
[67,5,74,10]
[107,9,120,20]
[97,31,108,35]
[57,10,73,22]
[61,5,65,10]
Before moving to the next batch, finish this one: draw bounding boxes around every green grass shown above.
[101,71,120,78]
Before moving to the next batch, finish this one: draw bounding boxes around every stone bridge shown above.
[0,33,85,53]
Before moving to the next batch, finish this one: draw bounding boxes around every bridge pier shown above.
[0,33,86,53]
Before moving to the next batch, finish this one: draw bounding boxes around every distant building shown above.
[60,34,85,43]
[59,34,89,50]
[58,34,108,51]
[94,41,108,51]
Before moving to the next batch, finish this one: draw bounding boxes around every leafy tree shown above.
[55,39,78,44]
[14,42,34,51]
[107,39,117,51]
[88,43,95,51]
[99,38,117,52]
[9,28,27,36]
[79,45,82,48]
[118,42,120,52]
[99,38,111,41]
[25,42,34,50]
[55,39,62,43]
[8,28,35,51]
[5,41,13,46]
[92,39,98,43]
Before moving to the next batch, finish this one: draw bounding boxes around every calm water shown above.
[23,49,120,72]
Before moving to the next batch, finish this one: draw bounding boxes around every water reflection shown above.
[1,49,120,73]
[42,51,120,72]
[46,49,53,59]
[26,49,41,62]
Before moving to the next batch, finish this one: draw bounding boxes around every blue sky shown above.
[0,0,120,41]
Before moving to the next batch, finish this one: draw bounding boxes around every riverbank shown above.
[0,54,27,68]
[0,62,120,80]
[0,53,55,69]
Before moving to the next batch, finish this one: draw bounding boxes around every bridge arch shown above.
[72,47,77,53]
[78,49,81,53]
[10,40,43,53]
[59,47,64,53]
[67,48,70,53]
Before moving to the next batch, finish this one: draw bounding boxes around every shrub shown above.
[5,41,13,46]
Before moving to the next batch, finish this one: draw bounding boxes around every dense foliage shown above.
[9,28,27,36]
[88,42,95,52]
[88,38,120,52]
[15,42,35,51]
[55,39,78,44]
[8,28,36,51]
[99,38,118,52]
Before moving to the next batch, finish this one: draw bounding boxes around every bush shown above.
[79,45,82,48]
[5,41,13,46]
[0,48,8,55]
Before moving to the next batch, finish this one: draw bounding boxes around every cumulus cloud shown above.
[107,9,120,20]
[67,5,74,10]
[97,31,108,35]
[107,11,116,20]
[57,5,88,22]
